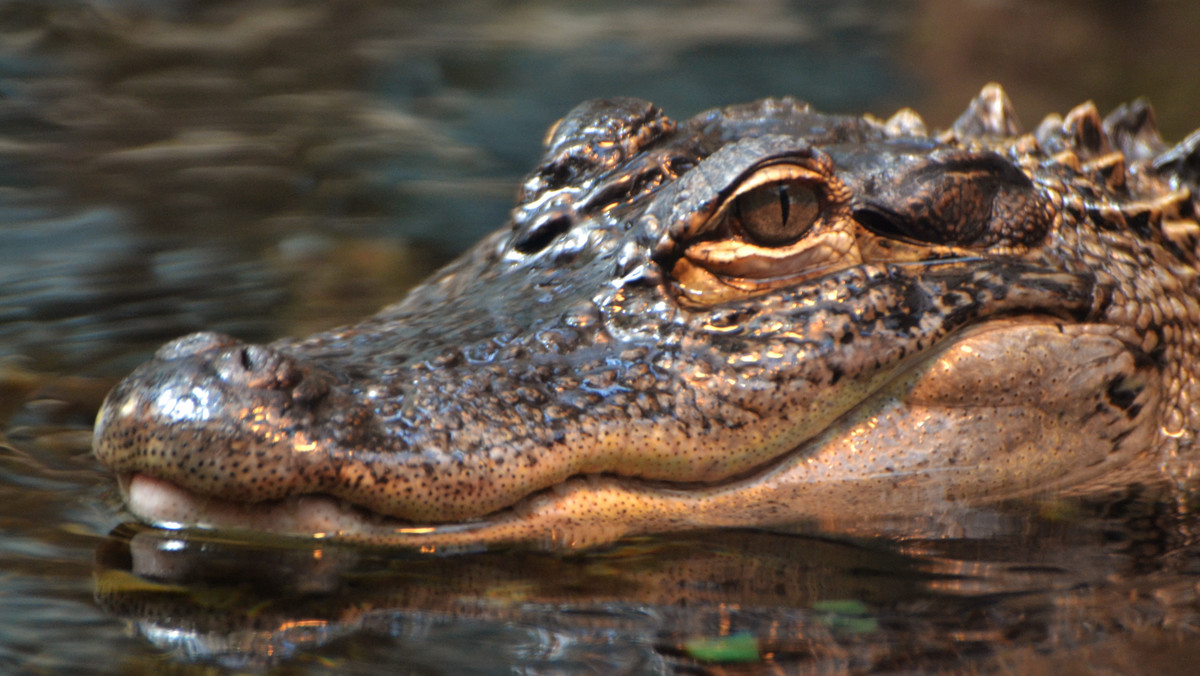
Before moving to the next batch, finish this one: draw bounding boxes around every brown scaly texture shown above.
[93,84,1200,546]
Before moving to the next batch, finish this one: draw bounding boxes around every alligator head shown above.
[93,84,1200,548]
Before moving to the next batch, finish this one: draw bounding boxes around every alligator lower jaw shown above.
[121,469,744,551]
[119,472,650,551]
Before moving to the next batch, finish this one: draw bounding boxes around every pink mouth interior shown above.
[123,473,376,536]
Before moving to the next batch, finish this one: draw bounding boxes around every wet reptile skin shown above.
[93,85,1200,548]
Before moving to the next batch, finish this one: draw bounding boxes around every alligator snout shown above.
[92,332,358,510]
[93,325,603,525]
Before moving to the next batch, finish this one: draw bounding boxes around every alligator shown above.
[93,84,1200,549]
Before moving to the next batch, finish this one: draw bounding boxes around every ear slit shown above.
[854,208,914,242]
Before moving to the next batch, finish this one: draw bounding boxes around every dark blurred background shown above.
[2,3,1200,672]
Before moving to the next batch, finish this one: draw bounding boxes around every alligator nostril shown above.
[215,344,302,390]
[237,346,254,371]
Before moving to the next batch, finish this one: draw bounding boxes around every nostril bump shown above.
[156,331,238,360]
[214,344,300,390]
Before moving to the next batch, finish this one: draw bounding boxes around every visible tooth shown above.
[883,108,927,137]
[1104,98,1166,162]
[953,82,1021,139]
[1063,101,1111,157]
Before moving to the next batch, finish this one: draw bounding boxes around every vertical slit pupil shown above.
[733,180,818,246]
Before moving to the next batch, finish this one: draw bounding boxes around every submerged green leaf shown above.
[812,599,879,634]
[683,632,760,663]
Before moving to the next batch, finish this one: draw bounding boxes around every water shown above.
[3,0,1200,673]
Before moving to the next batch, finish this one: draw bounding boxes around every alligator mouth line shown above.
[119,415,854,542]
[119,459,823,547]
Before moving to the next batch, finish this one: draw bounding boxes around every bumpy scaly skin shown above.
[94,85,1200,548]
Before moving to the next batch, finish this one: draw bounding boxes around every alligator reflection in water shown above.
[94,499,1200,673]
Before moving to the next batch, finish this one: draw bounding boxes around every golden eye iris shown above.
[666,157,860,305]
[731,181,820,246]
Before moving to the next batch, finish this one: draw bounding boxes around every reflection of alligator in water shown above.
[96,512,1182,672]
[94,84,1200,548]
[94,527,924,671]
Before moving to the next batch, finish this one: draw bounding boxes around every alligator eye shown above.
[666,159,862,305]
[732,181,819,246]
